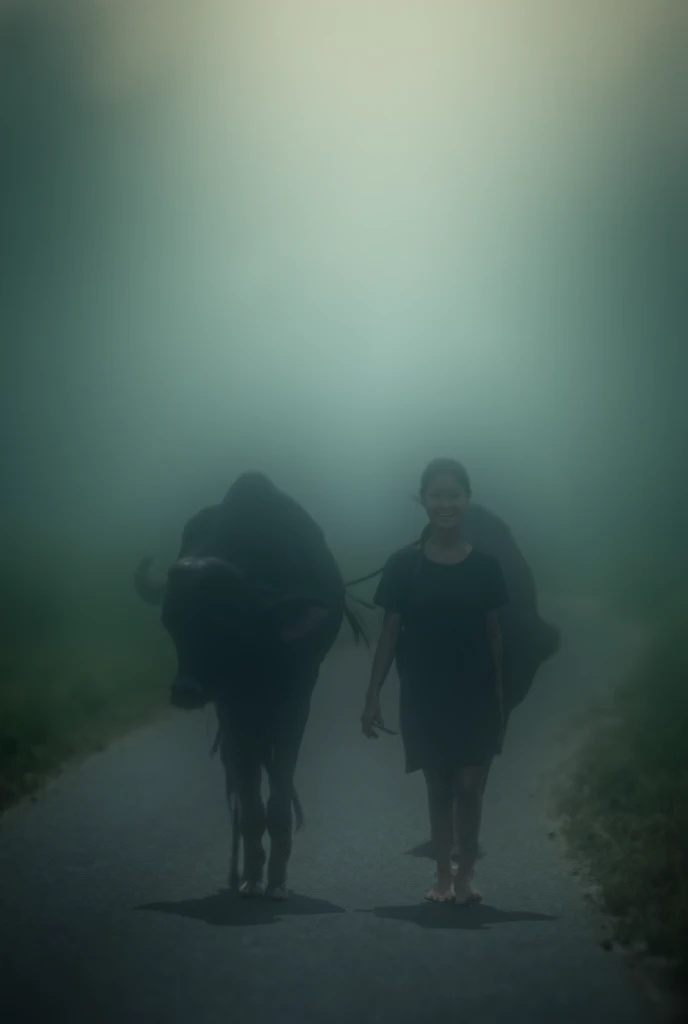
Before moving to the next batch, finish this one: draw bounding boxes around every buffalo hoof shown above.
[238,880,265,899]
[264,884,288,902]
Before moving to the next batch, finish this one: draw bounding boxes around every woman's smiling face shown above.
[422,471,470,532]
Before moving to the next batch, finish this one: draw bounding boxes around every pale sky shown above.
[1,0,685,577]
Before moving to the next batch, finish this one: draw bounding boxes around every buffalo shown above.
[134,472,361,899]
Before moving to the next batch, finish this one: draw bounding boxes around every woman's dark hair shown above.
[419,458,472,500]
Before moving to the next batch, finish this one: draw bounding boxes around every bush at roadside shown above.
[558,600,688,979]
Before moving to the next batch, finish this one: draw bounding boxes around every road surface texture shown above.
[0,598,652,1024]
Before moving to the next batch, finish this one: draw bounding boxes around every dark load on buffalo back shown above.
[345,503,560,718]
[461,504,560,712]
[151,473,349,706]
[421,504,560,714]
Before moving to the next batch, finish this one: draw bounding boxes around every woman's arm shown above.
[361,611,401,737]
[486,609,505,730]
[367,612,401,699]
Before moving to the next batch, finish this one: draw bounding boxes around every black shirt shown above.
[374,545,509,772]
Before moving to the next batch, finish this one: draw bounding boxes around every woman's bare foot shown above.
[425,883,455,903]
[453,871,482,905]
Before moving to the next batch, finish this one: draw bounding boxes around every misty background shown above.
[1,0,686,607]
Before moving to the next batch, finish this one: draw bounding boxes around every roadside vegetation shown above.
[0,554,173,812]
[556,589,688,982]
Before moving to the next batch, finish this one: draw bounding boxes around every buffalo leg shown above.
[265,666,319,890]
[217,703,267,886]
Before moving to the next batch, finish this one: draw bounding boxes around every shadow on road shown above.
[137,889,346,927]
[358,903,556,931]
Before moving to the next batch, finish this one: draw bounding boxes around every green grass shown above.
[556,599,688,979]
[0,558,173,811]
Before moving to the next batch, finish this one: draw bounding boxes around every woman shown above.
[361,458,508,904]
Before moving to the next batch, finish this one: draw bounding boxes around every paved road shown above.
[0,599,651,1024]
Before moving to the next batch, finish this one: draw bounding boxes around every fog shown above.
[2,0,686,596]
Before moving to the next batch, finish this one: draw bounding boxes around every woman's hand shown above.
[361,693,384,739]
[361,611,399,739]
